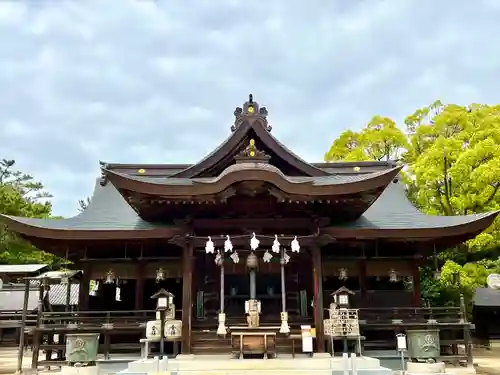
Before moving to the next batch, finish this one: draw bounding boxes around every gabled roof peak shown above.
[231,94,272,133]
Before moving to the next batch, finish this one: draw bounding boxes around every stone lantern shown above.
[331,286,355,309]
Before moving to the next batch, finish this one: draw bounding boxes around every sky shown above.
[1,0,500,218]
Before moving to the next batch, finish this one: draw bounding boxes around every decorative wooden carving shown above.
[231,94,272,132]
[234,139,271,164]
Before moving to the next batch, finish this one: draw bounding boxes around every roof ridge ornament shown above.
[231,94,272,132]
[99,163,109,186]
[234,138,271,164]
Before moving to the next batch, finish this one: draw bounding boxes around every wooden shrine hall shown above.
[1,95,499,362]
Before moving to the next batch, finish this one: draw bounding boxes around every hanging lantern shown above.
[89,280,99,296]
[338,268,348,281]
[283,252,290,264]
[230,251,240,264]
[272,235,280,253]
[214,251,222,266]
[246,252,258,269]
[205,236,215,254]
[105,269,115,284]
[250,233,260,251]
[263,250,273,263]
[291,236,300,253]
[224,235,233,253]
[388,269,398,283]
[404,276,414,290]
[156,267,165,283]
[60,275,69,286]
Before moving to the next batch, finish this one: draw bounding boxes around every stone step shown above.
[175,370,332,375]
[191,347,233,355]
[120,356,392,375]
[175,357,334,371]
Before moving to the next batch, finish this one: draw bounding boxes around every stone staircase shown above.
[113,354,393,375]
[192,330,232,355]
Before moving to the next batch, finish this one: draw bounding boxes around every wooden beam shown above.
[412,259,422,307]
[321,255,417,260]
[170,231,333,248]
[311,246,325,353]
[78,262,90,311]
[181,240,194,354]
[77,257,181,262]
[186,218,329,231]
[358,259,367,307]
[135,261,145,310]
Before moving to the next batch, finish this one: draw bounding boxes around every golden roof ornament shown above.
[234,138,271,163]
[249,139,256,157]
[231,94,272,132]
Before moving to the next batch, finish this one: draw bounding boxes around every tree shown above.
[324,102,500,307]
[405,103,500,252]
[324,116,408,162]
[0,159,57,264]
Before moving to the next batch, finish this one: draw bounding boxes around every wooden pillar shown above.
[135,261,145,311]
[412,259,422,307]
[65,279,72,312]
[31,284,44,369]
[311,246,325,352]
[16,279,30,373]
[181,240,194,354]
[358,259,367,307]
[78,262,90,311]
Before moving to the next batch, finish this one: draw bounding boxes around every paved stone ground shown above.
[472,344,500,374]
[0,347,31,375]
[0,346,499,374]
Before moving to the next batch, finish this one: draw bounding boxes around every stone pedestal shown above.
[118,357,169,375]
[406,361,446,374]
[59,366,98,375]
[217,312,227,335]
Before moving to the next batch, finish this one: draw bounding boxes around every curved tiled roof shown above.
[0,176,497,242]
[323,181,500,239]
[353,182,496,229]
[0,179,182,240]
[102,164,403,197]
[172,118,329,178]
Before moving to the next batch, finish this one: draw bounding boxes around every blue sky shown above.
[1,0,500,217]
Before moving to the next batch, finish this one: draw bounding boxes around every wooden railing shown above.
[21,306,472,369]
[355,307,465,325]
[0,310,38,327]
[38,309,182,329]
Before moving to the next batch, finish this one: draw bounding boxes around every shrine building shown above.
[2,95,498,359]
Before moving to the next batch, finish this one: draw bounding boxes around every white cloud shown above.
[0,0,499,217]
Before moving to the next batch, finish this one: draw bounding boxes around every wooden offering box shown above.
[230,326,278,359]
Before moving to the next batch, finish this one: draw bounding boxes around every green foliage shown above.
[405,103,500,252]
[0,159,58,265]
[324,116,408,162]
[325,102,500,307]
